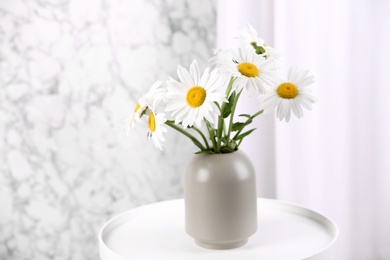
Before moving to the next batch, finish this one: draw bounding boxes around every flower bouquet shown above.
[124,24,315,153]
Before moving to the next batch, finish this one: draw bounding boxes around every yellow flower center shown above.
[186,86,206,108]
[277,82,299,99]
[238,62,259,77]
[148,112,156,132]
[134,103,141,112]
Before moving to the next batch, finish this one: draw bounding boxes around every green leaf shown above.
[221,92,236,118]
[214,102,222,113]
[234,128,256,141]
[255,46,266,55]
[231,122,245,132]
[220,136,229,144]
[227,140,238,150]
[238,114,251,118]
[220,146,236,153]
[228,91,236,103]
[232,116,253,131]
[208,129,217,142]
[221,107,231,119]
[219,140,238,153]
[238,114,253,123]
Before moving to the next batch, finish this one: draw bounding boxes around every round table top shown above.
[98,198,339,260]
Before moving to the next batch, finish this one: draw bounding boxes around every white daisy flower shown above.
[239,23,265,47]
[238,24,268,57]
[123,95,147,134]
[147,107,167,151]
[215,48,277,96]
[237,24,282,67]
[258,68,316,122]
[143,80,166,107]
[165,60,227,128]
[123,81,166,134]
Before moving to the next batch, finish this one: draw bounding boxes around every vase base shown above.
[194,239,248,250]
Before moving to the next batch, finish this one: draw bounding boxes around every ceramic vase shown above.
[184,149,257,249]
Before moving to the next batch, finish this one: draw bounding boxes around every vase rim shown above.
[195,149,243,155]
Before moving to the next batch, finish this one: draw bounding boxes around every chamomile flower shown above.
[215,48,276,96]
[147,107,167,150]
[148,81,166,103]
[239,23,265,47]
[258,68,316,122]
[123,81,165,134]
[123,95,147,134]
[237,24,282,66]
[165,60,227,128]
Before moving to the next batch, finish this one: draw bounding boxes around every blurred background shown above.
[1,0,389,259]
[0,0,215,259]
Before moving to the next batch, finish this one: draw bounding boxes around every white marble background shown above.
[0,0,216,259]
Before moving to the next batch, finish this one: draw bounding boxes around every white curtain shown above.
[217,0,390,259]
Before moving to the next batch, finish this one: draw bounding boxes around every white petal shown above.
[177,65,194,87]
[203,70,220,92]
[166,101,186,112]
[291,99,304,118]
[190,60,200,85]
[167,79,189,92]
[175,106,190,123]
[200,67,210,87]
[209,102,220,116]
[297,75,315,87]
[182,108,195,128]
[206,92,225,103]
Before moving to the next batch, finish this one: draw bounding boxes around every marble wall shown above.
[0,0,216,259]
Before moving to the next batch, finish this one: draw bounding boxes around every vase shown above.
[184,149,257,250]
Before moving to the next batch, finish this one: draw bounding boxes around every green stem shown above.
[165,121,206,151]
[216,119,223,153]
[216,77,235,153]
[226,89,242,141]
[252,109,264,119]
[214,102,222,114]
[204,119,217,152]
[191,125,210,151]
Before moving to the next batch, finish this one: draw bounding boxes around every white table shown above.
[98,198,338,260]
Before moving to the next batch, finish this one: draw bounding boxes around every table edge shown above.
[98,198,339,260]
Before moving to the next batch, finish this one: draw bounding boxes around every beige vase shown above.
[184,150,257,250]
